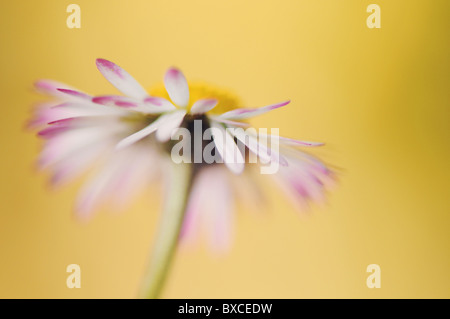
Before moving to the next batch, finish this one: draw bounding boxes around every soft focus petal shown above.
[74,156,120,220]
[38,124,125,169]
[273,148,335,212]
[204,168,233,252]
[181,167,234,252]
[35,80,79,100]
[180,169,209,245]
[49,141,112,187]
[108,147,159,211]
[164,67,189,107]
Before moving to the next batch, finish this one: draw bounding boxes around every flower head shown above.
[29,59,333,221]
[28,59,335,297]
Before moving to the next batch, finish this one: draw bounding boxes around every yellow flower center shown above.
[148,82,242,115]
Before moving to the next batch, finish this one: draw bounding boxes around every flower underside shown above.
[28,59,336,298]
[28,58,334,226]
[118,83,247,165]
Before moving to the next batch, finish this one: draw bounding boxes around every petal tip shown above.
[278,100,291,108]
[164,67,189,107]
[166,66,181,75]
[96,58,123,77]
[96,58,111,67]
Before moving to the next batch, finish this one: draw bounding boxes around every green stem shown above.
[139,162,192,299]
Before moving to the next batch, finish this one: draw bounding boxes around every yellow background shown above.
[0,0,449,298]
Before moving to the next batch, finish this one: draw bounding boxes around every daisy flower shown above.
[28,59,334,298]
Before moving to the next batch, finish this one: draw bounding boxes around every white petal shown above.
[231,128,287,166]
[209,116,250,127]
[218,100,290,120]
[115,117,166,150]
[210,122,244,175]
[164,67,189,107]
[96,59,148,99]
[190,98,218,114]
[45,102,127,123]
[257,133,324,147]
[155,110,187,142]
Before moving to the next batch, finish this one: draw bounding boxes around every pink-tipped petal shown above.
[57,88,92,100]
[273,148,335,212]
[209,117,250,128]
[96,59,148,99]
[35,80,79,99]
[143,97,177,112]
[93,95,174,114]
[37,125,70,139]
[47,116,119,127]
[218,100,290,120]
[27,102,61,129]
[92,95,138,108]
[190,98,218,114]
[115,101,138,108]
[164,67,189,107]
[278,136,324,147]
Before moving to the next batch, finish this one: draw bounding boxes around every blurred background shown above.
[0,0,449,298]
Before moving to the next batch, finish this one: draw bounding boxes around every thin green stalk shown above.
[139,162,192,299]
